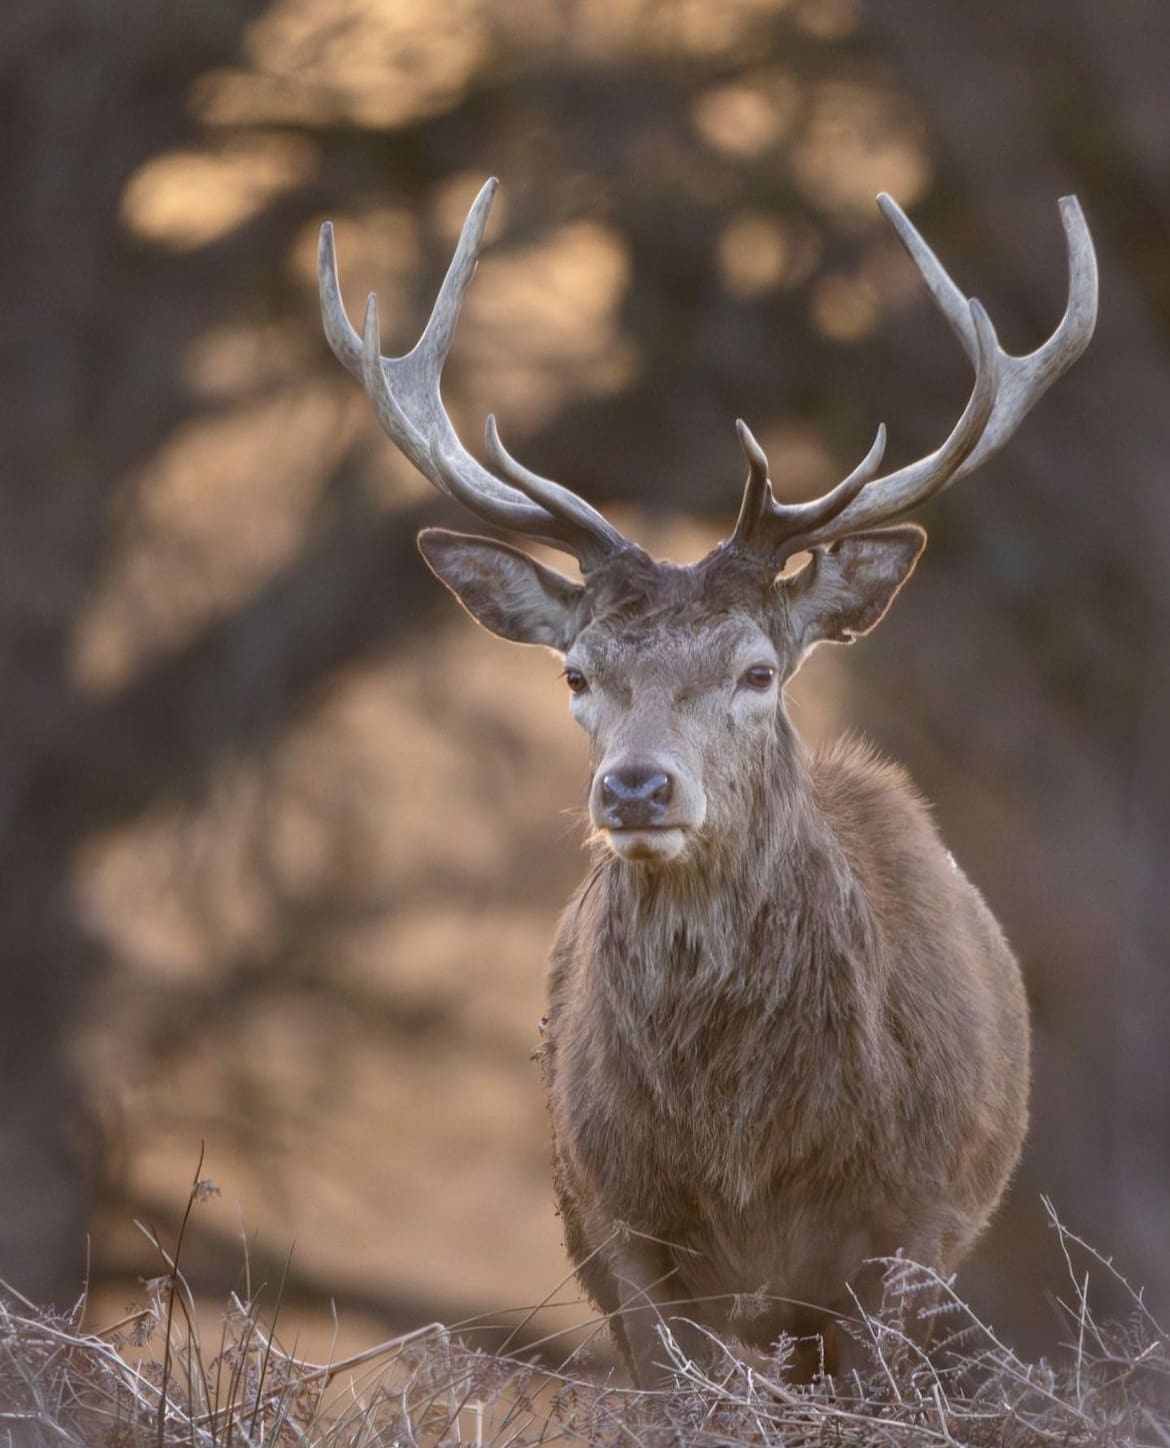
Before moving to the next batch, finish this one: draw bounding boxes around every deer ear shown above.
[783,525,927,650]
[417,528,584,651]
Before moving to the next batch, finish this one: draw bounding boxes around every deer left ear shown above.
[783,525,927,650]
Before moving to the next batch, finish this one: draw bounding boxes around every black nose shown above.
[600,768,673,828]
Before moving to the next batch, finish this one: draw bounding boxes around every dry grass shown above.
[3,1171,1167,1447]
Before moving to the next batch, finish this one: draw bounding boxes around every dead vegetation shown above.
[2,1169,1166,1447]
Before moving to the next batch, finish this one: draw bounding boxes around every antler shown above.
[731,193,1098,565]
[319,178,629,571]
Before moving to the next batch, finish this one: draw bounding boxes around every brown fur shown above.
[420,531,1030,1387]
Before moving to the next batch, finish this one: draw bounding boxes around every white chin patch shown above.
[603,827,688,863]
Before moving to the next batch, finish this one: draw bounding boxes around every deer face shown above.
[565,610,778,862]
[418,528,926,865]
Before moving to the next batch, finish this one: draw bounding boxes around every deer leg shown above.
[606,1235,711,1388]
[752,1301,838,1385]
[827,1239,947,1386]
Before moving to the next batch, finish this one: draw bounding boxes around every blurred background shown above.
[1,0,1167,1363]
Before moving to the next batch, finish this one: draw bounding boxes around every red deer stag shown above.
[318,181,1096,1385]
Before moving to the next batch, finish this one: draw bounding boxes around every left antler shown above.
[730,194,1098,566]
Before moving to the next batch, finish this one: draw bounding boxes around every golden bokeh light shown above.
[790,0,860,40]
[566,0,792,61]
[810,267,880,340]
[119,136,319,252]
[191,0,486,130]
[183,320,317,401]
[791,78,928,221]
[691,73,800,158]
[717,210,822,296]
[458,220,639,429]
[72,382,362,693]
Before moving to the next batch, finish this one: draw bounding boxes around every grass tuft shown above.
[2,1190,1167,1446]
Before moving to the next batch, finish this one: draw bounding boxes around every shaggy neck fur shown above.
[584,705,887,1186]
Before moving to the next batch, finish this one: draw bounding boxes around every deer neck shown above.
[583,718,887,1150]
[596,717,879,1011]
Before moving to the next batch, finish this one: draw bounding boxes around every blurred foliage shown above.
[0,0,1167,1362]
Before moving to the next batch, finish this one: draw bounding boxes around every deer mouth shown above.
[603,825,689,863]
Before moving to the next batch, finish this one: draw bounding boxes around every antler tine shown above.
[320,178,628,570]
[426,429,600,556]
[357,289,569,550]
[804,300,1003,547]
[735,299,999,566]
[732,420,770,546]
[319,221,364,384]
[484,415,628,558]
[732,419,887,553]
[874,191,1098,486]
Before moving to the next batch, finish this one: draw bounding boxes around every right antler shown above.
[730,193,1098,567]
[319,179,629,572]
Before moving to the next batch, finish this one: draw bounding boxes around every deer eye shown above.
[564,667,589,695]
[740,664,777,691]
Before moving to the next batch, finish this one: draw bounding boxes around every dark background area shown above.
[1,0,1167,1359]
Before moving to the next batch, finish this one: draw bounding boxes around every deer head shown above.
[319,180,1096,865]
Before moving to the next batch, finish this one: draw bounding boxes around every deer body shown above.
[521,551,1030,1380]
[319,178,1094,1383]
[545,730,1028,1379]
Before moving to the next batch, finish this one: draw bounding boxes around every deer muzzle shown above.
[599,767,673,828]
[590,758,705,863]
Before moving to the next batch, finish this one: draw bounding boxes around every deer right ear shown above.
[417,528,585,651]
